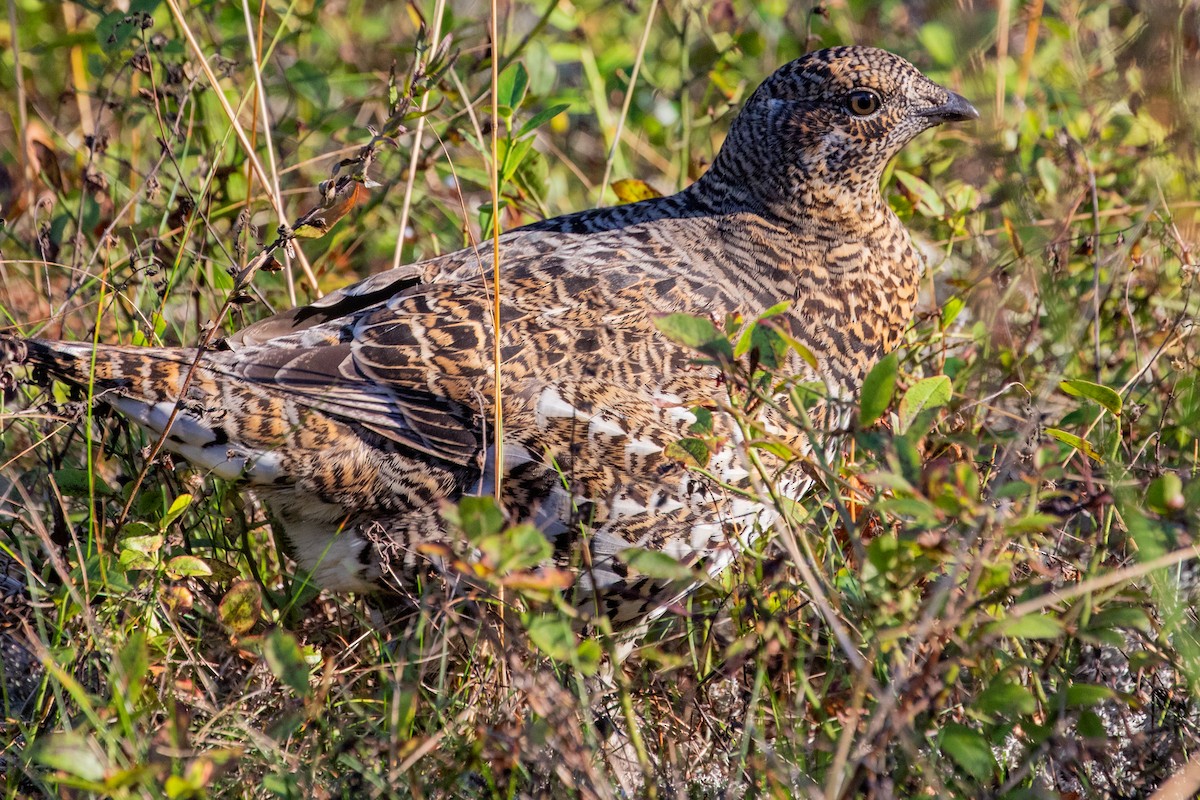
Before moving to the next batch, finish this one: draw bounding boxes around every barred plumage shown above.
[2,47,977,624]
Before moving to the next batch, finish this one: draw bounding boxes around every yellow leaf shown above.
[611,178,662,204]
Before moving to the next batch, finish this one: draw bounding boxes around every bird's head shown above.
[707,46,978,225]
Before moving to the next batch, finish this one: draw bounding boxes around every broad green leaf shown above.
[894,170,946,217]
[165,555,214,579]
[518,103,571,138]
[525,615,576,662]
[940,723,997,780]
[1146,473,1184,514]
[264,629,312,698]
[1064,683,1116,708]
[653,313,733,361]
[456,495,506,541]
[940,296,965,328]
[688,407,714,436]
[750,325,789,369]
[52,467,111,497]
[1077,710,1106,738]
[498,62,529,113]
[898,375,951,433]
[976,681,1037,717]
[1060,379,1122,417]
[489,523,552,573]
[918,21,958,66]
[859,353,898,427]
[575,638,602,675]
[1004,513,1062,534]
[31,731,107,782]
[1087,606,1151,633]
[219,580,262,635]
[162,492,193,528]
[665,437,710,468]
[1046,427,1104,462]
[121,534,164,557]
[619,548,695,581]
[991,614,1065,640]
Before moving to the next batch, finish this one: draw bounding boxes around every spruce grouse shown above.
[1,46,977,624]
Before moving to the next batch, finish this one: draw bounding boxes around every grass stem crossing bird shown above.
[1,46,977,624]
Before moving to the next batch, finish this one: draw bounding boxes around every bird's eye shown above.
[846,90,881,116]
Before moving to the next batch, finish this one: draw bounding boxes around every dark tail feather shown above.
[1,337,148,400]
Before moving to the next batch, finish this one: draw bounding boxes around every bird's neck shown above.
[690,145,892,238]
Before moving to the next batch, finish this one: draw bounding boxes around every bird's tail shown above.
[1,334,198,407]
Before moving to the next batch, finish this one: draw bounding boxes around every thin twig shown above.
[393,0,448,271]
[489,0,504,502]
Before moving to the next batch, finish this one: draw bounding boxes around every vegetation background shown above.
[1,0,1198,797]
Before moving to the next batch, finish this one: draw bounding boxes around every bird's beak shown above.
[920,91,980,124]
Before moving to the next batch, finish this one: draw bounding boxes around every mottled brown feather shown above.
[1,47,977,624]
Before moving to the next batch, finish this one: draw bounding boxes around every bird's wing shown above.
[215,225,702,468]
[216,277,535,467]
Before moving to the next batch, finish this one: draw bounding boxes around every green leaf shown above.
[525,615,576,662]
[121,534,164,557]
[894,170,946,217]
[976,681,1037,717]
[518,103,570,138]
[31,731,107,782]
[757,300,792,319]
[1045,427,1104,463]
[575,638,602,676]
[498,62,529,114]
[456,495,506,541]
[1060,379,1122,417]
[116,630,149,702]
[161,492,193,528]
[918,21,958,66]
[742,324,790,369]
[688,407,714,436]
[665,437,710,468]
[897,375,951,433]
[165,555,214,579]
[618,548,695,581]
[52,467,112,497]
[219,580,262,635]
[1087,606,1151,633]
[653,313,733,361]
[940,296,965,328]
[488,523,552,573]
[1003,513,1062,534]
[1065,683,1116,708]
[939,723,997,780]
[264,628,312,698]
[1077,710,1106,738]
[859,353,898,427]
[733,320,758,360]
[1146,473,1184,514]
[991,614,1065,640]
